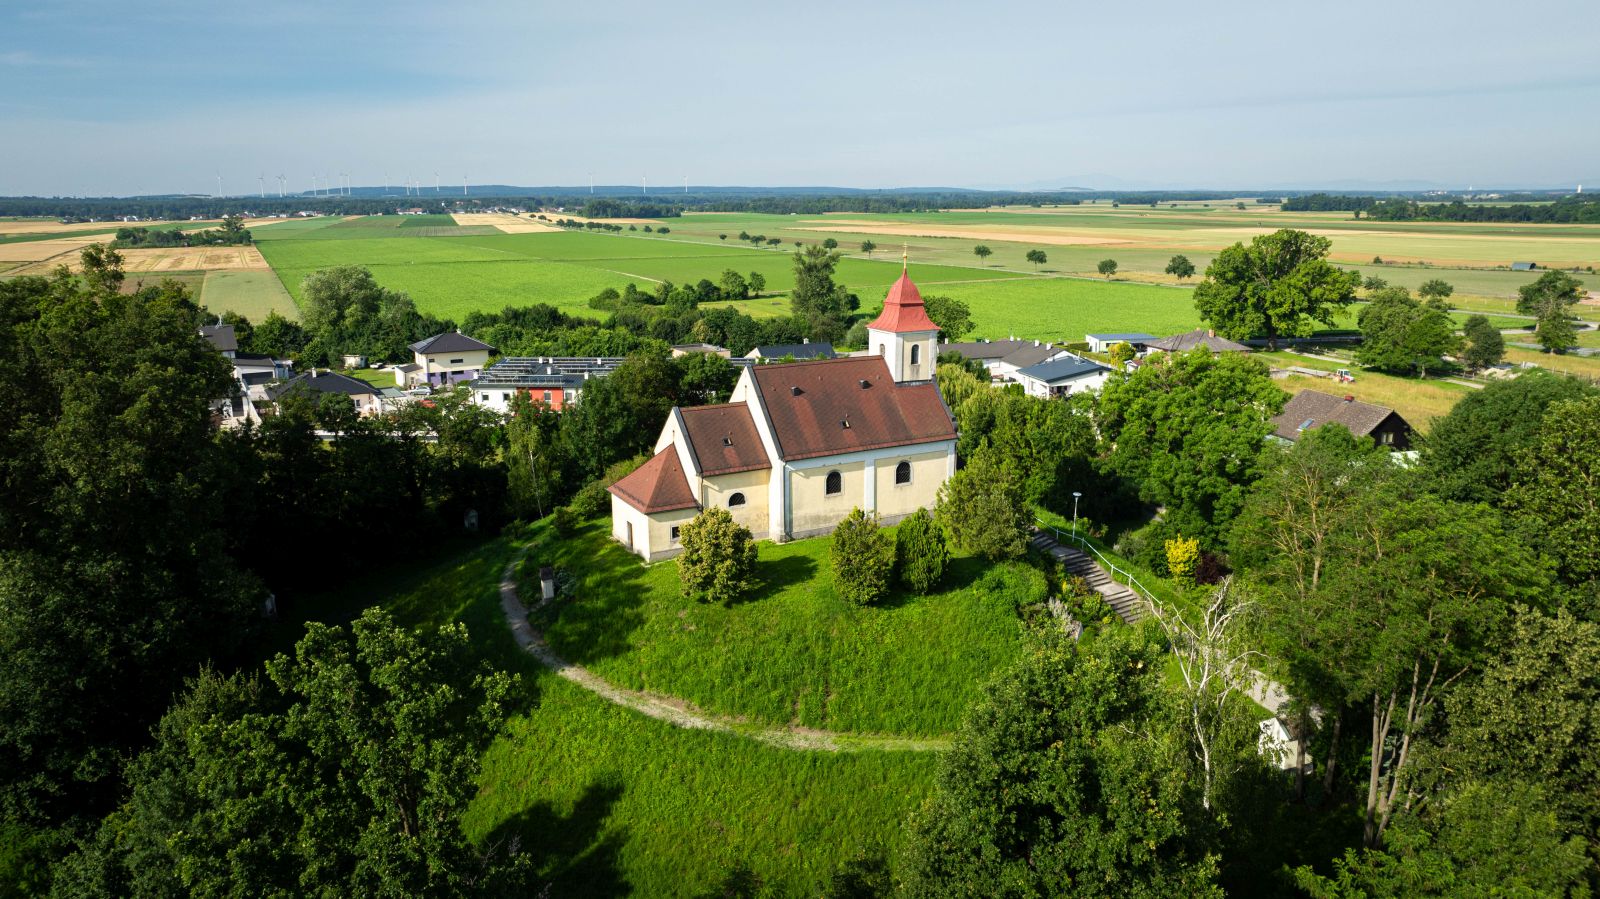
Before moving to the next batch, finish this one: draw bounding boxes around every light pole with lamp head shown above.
[1072,491,1082,543]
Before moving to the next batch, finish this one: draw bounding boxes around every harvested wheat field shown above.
[115,245,271,272]
[796,220,1129,246]
[0,236,114,273]
[451,212,560,233]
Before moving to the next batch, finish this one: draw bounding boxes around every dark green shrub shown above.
[678,507,758,605]
[831,508,895,606]
[894,509,948,595]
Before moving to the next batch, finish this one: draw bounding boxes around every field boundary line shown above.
[497,554,950,753]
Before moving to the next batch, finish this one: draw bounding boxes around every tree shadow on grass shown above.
[486,777,631,898]
[742,552,818,605]
[524,520,651,667]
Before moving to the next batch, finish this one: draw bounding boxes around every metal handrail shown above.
[1035,518,1161,611]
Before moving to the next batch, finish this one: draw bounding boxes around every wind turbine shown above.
[278,174,286,198]
[216,171,223,198]
[434,171,440,193]
[589,171,593,195]
[462,174,467,197]
[684,175,688,195]
[258,174,265,199]
[642,175,647,196]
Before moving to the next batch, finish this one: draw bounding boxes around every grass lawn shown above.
[278,531,942,896]
[529,519,1031,737]
[1504,346,1600,379]
[340,366,397,389]
[200,269,300,321]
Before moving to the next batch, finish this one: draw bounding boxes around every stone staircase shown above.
[1030,529,1149,625]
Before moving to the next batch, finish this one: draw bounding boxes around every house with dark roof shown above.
[267,369,385,417]
[409,331,496,386]
[745,341,835,361]
[1145,328,1251,354]
[938,338,1072,382]
[1270,389,1413,450]
[468,356,627,413]
[200,324,237,359]
[1014,354,1112,397]
[609,271,958,561]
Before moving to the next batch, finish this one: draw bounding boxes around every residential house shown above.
[609,273,957,562]
[745,341,836,361]
[200,324,237,360]
[1144,328,1251,354]
[409,332,495,387]
[1085,332,1157,354]
[268,369,385,417]
[1270,389,1413,450]
[1014,355,1113,397]
[467,356,634,413]
[937,338,1071,382]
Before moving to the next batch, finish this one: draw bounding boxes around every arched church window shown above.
[910,344,920,365]
[825,471,842,496]
[728,492,746,507]
[895,461,912,485]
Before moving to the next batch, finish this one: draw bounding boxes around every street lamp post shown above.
[1072,491,1082,543]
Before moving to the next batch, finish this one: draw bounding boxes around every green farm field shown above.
[280,528,943,896]
[200,270,299,320]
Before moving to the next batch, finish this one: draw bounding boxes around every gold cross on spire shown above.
[902,243,908,272]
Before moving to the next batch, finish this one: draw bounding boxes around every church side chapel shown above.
[608,266,958,561]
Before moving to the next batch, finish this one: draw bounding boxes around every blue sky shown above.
[2,0,1596,196]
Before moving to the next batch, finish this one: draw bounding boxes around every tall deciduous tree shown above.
[935,449,1032,561]
[1458,314,1504,370]
[972,244,992,265]
[859,240,876,255]
[1421,370,1595,506]
[1355,287,1460,377]
[53,608,525,898]
[1504,394,1600,585]
[1096,349,1284,545]
[789,245,857,343]
[1097,258,1118,278]
[1024,249,1047,269]
[1192,229,1360,350]
[1416,278,1454,301]
[1231,426,1397,798]
[921,294,973,340]
[899,627,1223,897]
[0,254,260,822]
[1166,254,1196,280]
[505,391,562,520]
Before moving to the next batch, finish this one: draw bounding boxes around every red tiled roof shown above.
[748,356,956,461]
[679,403,770,476]
[867,272,939,333]
[607,449,699,514]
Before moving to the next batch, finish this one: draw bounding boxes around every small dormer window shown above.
[859,379,870,389]
[722,436,733,446]
[791,385,803,396]
[841,419,850,429]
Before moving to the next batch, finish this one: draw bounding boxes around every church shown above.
[608,268,959,561]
